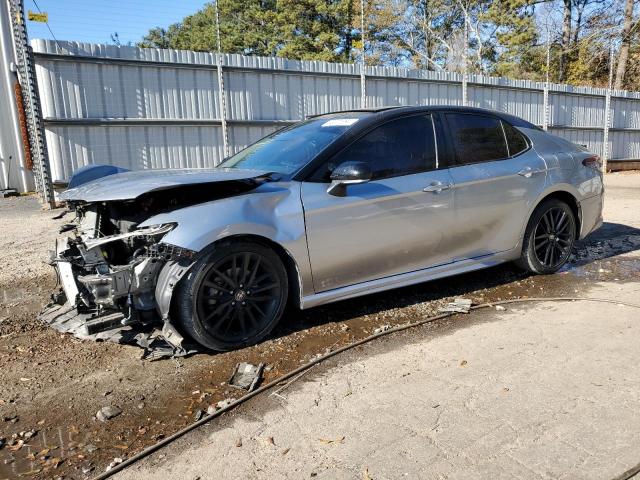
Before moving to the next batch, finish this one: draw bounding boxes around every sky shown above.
[25,0,208,46]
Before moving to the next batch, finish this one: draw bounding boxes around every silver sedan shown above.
[55,106,604,351]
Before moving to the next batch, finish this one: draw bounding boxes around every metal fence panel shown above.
[30,39,640,184]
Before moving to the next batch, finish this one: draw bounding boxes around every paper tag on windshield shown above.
[321,118,359,127]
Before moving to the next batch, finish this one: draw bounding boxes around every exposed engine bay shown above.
[46,172,269,357]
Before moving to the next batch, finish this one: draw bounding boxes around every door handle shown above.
[423,181,452,193]
[517,167,546,178]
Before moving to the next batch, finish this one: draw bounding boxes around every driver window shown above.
[311,114,437,182]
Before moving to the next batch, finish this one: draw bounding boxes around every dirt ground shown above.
[1,173,639,479]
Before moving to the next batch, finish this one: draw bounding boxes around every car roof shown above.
[309,105,539,129]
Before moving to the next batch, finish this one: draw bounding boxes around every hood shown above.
[59,168,270,202]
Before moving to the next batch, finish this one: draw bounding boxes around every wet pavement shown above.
[0,174,639,479]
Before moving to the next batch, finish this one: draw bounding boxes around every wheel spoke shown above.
[246,257,261,289]
[210,267,236,290]
[250,283,279,294]
[240,253,251,286]
[542,213,553,233]
[249,301,267,318]
[544,243,552,265]
[535,238,549,250]
[203,299,233,323]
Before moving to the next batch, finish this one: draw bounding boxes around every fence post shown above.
[602,46,615,173]
[360,0,367,108]
[542,36,551,131]
[461,11,469,106]
[214,1,229,161]
[8,0,54,206]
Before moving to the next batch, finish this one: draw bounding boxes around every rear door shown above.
[444,112,547,261]
[300,114,455,292]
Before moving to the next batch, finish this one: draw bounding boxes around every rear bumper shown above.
[579,193,604,239]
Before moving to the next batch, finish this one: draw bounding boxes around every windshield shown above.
[220,112,370,174]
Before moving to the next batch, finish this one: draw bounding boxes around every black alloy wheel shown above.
[174,241,288,351]
[532,207,574,268]
[517,199,577,274]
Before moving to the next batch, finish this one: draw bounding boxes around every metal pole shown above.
[602,45,615,173]
[360,0,366,108]
[462,11,468,106]
[543,32,551,131]
[214,1,229,160]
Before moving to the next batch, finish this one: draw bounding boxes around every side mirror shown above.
[327,161,372,196]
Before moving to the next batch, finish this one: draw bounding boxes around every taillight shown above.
[582,155,601,170]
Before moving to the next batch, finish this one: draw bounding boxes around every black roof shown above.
[310,105,538,129]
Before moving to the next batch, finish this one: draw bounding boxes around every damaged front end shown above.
[54,220,191,323]
[42,167,271,358]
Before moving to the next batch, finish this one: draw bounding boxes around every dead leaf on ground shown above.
[362,467,373,479]
[319,436,345,445]
[459,360,468,367]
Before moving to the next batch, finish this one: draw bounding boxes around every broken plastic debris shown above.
[439,298,473,314]
[373,325,391,334]
[228,363,264,391]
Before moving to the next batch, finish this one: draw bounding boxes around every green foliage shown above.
[138,0,638,91]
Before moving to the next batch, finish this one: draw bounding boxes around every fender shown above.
[140,181,314,300]
[515,183,583,253]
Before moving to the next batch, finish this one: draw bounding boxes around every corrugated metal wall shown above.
[31,39,640,183]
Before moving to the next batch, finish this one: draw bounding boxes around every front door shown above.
[300,114,455,293]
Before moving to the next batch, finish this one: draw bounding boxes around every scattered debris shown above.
[439,298,473,314]
[193,409,205,422]
[105,457,123,471]
[495,305,507,311]
[229,362,264,391]
[84,444,98,453]
[96,406,123,422]
[207,397,233,415]
[373,325,391,334]
[39,303,200,360]
[0,188,18,198]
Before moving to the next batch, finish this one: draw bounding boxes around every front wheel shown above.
[517,199,577,274]
[174,241,288,351]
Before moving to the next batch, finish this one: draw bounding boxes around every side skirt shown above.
[300,250,518,310]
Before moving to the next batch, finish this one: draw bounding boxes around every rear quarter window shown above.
[502,122,529,156]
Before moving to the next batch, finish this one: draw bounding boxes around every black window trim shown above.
[308,112,443,183]
[444,111,532,168]
[500,119,531,158]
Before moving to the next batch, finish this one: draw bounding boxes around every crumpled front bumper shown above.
[46,229,199,359]
[52,225,182,310]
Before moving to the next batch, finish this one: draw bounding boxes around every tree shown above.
[614,0,635,89]
[139,0,357,62]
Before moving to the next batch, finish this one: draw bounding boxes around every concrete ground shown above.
[117,173,640,480]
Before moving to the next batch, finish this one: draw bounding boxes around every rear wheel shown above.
[174,241,288,351]
[517,199,577,274]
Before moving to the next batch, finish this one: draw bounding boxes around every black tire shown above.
[174,240,288,351]
[516,199,577,274]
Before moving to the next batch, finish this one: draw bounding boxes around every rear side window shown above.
[502,121,529,156]
[314,114,438,181]
[446,113,508,164]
